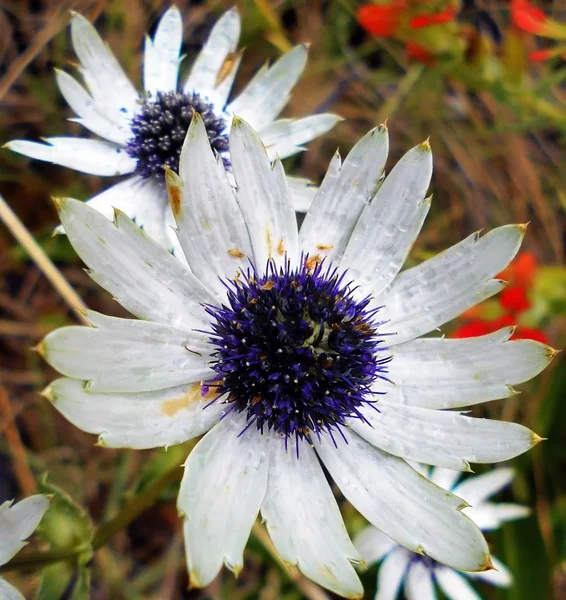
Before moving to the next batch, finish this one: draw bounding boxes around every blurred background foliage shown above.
[0,0,564,598]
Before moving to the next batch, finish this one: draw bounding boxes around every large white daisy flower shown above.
[0,495,50,600]
[5,7,339,251]
[38,116,554,598]
[355,466,530,600]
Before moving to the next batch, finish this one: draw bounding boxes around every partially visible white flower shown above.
[0,495,51,600]
[6,7,339,252]
[355,467,530,600]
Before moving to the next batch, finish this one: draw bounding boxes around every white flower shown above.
[0,495,50,600]
[5,7,339,252]
[38,117,554,598]
[355,466,531,600]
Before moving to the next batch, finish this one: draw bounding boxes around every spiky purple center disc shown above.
[126,91,229,179]
[205,259,390,445]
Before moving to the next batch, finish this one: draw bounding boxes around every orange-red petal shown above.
[499,285,531,314]
[409,8,456,29]
[358,4,403,38]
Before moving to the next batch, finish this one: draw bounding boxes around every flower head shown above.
[355,466,530,599]
[0,495,51,599]
[38,118,555,597]
[5,8,340,251]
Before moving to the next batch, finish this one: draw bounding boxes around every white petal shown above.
[41,311,213,393]
[464,502,531,531]
[429,467,462,492]
[351,403,539,470]
[261,439,363,598]
[56,198,213,330]
[70,12,138,118]
[385,328,554,408]
[405,562,437,600]
[228,45,308,130]
[5,138,136,176]
[467,556,512,587]
[354,526,397,566]
[179,412,270,587]
[315,429,490,571]
[172,113,252,297]
[0,579,25,600]
[375,547,410,600]
[55,176,174,251]
[286,176,317,213]
[262,115,342,161]
[44,378,222,449]
[55,69,130,145]
[299,126,389,264]
[143,6,183,95]
[0,495,50,565]
[452,468,516,506]
[435,567,481,600]
[341,142,432,297]
[230,118,298,269]
[378,225,525,345]
[184,8,241,106]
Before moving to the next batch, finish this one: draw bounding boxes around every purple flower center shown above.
[126,91,229,179]
[205,258,391,445]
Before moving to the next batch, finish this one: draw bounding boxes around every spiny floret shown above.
[205,258,391,447]
[126,91,229,178]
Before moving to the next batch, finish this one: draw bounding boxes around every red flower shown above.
[406,41,437,64]
[511,0,549,34]
[357,3,405,38]
[499,285,531,314]
[512,326,549,344]
[452,320,495,338]
[409,7,456,29]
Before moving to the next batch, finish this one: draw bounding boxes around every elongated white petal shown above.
[376,547,410,600]
[261,439,363,598]
[341,142,432,297]
[0,495,50,565]
[41,311,212,393]
[184,8,240,106]
[179,412,270,587]
[378,225,526,345]
[6,138,136,176]
[351,403,540,470]
[405,562,436,600]
[315,429,490,571]
[452,468,515,506]
[143,6,182,95]
[55,176,173,252]
[299,126,389,264]
[172,113,252,297]
[464,502,531,530]
[436,567,481,600]
[228,45,307,130]
[230,118,298,269]
[286,176,317,213]
[44,378,222,449]
[0,578,25,600]
[467,556,512,587]
[212,50,243,109]
[354,526,396,566]
[385,328,555,408]
[70,12,138,118]
[429,467,462,492]
[262,115,342,161]
[55,69,130,145]
[56,198,213,330]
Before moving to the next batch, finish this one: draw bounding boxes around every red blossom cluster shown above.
[453,251,549,343]
[357,0,566,63]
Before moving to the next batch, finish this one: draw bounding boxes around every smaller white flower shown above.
[6,7,340,252]
[355,467,530,600]
[0,495,51,600]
